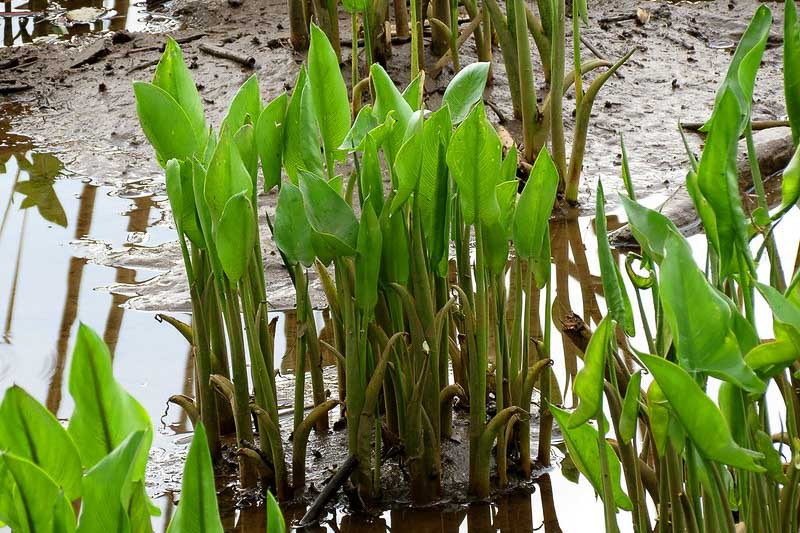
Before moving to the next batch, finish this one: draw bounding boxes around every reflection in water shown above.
[0,128,195,532]
[1,0,163,47]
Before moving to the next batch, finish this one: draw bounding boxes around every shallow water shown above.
[0,0,172,47]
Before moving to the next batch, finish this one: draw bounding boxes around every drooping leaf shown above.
[619,195,681,264]
[166,424,223,533]
[696,89,750,278]
[274,182,315,267]
[214,191,255,283]
[308,24,351,171]
[233,123,258,185]
[255,92,288,192]
[355,203,382,315]
[299,171,358,264]
[595,181,635,335]
[165,159,205,248]
[745,339,799,377]
[340,105,378,152]
[203,125,253,223]
[660,233,764,392]
[513,147,559,287]
[619,370,642,443]
[569,315,614,428]
[67,324,152,476]
[360,135,384,215]
[551,406,633,511]
[447,104,502,226]
[0,452,75,533]
[370,64,413,162]
[134,82,198,164]
[639,353,764,471]
[702,5,772,132]
[152,37,206,143]
[787,0,800,144]
[0,386,82,500]
[76,431,149,533]
[222,74,261,134]
[441,62,490,124]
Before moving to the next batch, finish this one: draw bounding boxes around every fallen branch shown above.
[680,119,789,132]
[199,43,256,68]
[127,59,160,75]
[126,32,207,55]
[297,455,359,527]
[0,84,32,94]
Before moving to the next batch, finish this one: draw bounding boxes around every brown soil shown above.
[0,0,789,308]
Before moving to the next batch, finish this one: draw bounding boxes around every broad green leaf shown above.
[308,24,351,171]
[222,74,261,134]
[696,89,749,278]
[513,147,558,287]
[447,104,502,226]
[0,452,74,533]
[76,431,149,533]
[360,135,385,215]
[370,64,413,162]
[551,406,633,511]
[595,181,634,335]
[299,171,358,264]
[500,145,518,183]
[255,92,288,192]
[67,324,152,476]
[166,424,223,533]
[13,153,66,227]
[134,82,198,164]
[0,386,82,500]
[787,0,800,144]
[355,203,382,314]
[702,5,772,132]
[780,145,800,211]
[569,316,614,428]
[392,110,424,212]
[165,160,204,248]
[418,106,452,265]
[402,72,424,110]
[204,125,253,223]
[619,370,642,443]
[619,195,681,264]
[341,0,366,12]
[340,105,378,152]
[283,67,324,182]
[441,62,490,124]
[755,281,800,339]
[233,123,258,185]
[639,353,764,471]
[152,37,206,142]
[686,169,719,250]
[274,182,315,267]
[380,206,410,285]
[745,339,799,377]
[265,491,285,533]
[483,182,515,276]
[660,233,764,392]
[718,381,748,448]
[214,192,255,283]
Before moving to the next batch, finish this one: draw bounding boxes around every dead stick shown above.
[297,455,359,527]
[681,119,790,132]
[127,32,207,55]
[599,13,636,24]
[0,84,32,94]
[429,11,483,78]
[199,43,256,68]
[127,59,160,75]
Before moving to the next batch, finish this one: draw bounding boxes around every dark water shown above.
[1,0,171,47]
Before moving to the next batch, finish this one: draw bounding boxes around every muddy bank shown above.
[0,0,789,312]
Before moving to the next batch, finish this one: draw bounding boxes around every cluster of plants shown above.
[551,4,800,532]
[288,0,632,204]
[0,323,286,532]
[127,0,800,531]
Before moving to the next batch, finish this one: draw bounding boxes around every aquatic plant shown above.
[552,4,800,532]
[0,323,286,532]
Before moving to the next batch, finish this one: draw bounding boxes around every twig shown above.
[680,119,790,132]
[0,84,32,94]
[579,35,623,78]
[199,43,256,69]
[341,34,412,48]
[0,11,42,16]
[485,99,507,124]
[127,58,160,75]
[297,455,359,527]
[599,13,636,24]
[126,32,207,55]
